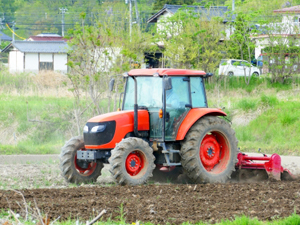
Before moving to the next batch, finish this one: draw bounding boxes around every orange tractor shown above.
[60,69,293,185]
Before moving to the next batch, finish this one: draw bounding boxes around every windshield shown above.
[123,76,163,110]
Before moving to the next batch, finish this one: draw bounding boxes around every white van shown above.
[218,59,260,76]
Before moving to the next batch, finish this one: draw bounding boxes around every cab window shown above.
[190,77,206,107]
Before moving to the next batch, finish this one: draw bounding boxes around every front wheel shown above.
[60,136,103,184]
[180,116,238,183]
[252,72,259,76]
[109,137,155,185]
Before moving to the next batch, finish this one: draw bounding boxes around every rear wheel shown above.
[228,71,234,76]
[252,72,259,76]
[180,116,238,183]
[60,136,103,184]
[109,137,155,185]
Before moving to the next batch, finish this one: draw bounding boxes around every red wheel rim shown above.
[74,150,97,176]
[126,151,145,176]
[200,132,230,174]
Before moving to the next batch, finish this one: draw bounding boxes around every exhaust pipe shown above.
[132,76,140,137]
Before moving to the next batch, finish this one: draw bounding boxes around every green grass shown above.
[206,75,300,92]
[1,213,300,225]
[235,100,300,154]
[0,93,114,155]
[0,95,75,154]
[237,98,259,112]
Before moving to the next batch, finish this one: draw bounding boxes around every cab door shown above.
[165,77,191,141]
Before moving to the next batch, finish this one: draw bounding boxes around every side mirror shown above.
[109,78,115,92]
[164,77,172,90]
[203,73,213,78]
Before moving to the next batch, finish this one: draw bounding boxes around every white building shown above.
[253,5,300,59]
[147,4,235,40]
[2,41,69,73]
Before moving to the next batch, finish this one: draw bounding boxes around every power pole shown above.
[12,21,15,42]
[0,14,5,46]
[59,8,68,37]
[129,0,132,42]
[127,0,140,41]
[0,18,3,46]
[134,0,140,29]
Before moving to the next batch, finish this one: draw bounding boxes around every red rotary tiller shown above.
[236,152,295,181]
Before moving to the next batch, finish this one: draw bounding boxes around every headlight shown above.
[83,125,88,133]
[90,125,106,133]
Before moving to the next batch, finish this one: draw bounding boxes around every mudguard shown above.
[85,110,149,149]
[176,108,227,141]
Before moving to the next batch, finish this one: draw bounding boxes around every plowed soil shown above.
[1,181,300,224]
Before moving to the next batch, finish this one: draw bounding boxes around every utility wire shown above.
[6,23,26,40]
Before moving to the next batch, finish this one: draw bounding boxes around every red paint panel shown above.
[176,108,227,141]
[128,69,206,77]
[85,110,149,149]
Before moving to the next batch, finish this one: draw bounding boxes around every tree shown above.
[258,15,300,83]
[66,5,155,134]
[153,0,195,10]
[226,12,257,85]
[156,7,224,72]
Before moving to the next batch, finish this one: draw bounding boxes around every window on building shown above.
[39,62,53,71]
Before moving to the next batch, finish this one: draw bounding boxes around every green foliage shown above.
[205,75,265,92]
[157,7,224,71]
[262,42,300,84]
[226,12,256,64]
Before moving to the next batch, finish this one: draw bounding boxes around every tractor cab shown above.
[123,69,209,141]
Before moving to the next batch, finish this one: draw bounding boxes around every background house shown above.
[253,5,300,59]
[2,41,69,73]
[27,33,67,42]
[145,4,235,68]
[147,4,235,39]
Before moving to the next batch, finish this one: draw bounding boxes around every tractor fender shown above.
[176,108,227,141]
[85,110,149,149]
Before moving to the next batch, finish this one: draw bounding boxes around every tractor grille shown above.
[83,121,116,146]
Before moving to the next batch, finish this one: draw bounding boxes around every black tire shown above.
[180,116,238,183]
[228,71,234,76]
[252,72,259,76]
[109,137,155,185]
[60,136,104,184]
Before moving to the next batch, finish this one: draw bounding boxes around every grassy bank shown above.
[206,75,300,155]
[0,95,75,154]
[0,71,300,155]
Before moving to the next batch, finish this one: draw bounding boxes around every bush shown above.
[237,99,258,112]
[260,94,278,107]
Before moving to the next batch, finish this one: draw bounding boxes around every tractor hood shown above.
[84,110,149,149]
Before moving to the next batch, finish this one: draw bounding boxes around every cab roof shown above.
[127,68,207,76]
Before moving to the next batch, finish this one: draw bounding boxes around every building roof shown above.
[2,41,70,53]
[127,68,207,76]
[274,5,300,13]
[0,31,12,41]
[147,4,235,23]
[27,33,67,42]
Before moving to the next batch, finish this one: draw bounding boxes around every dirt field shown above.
[1,181,300,224]
[0,155,300,224]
